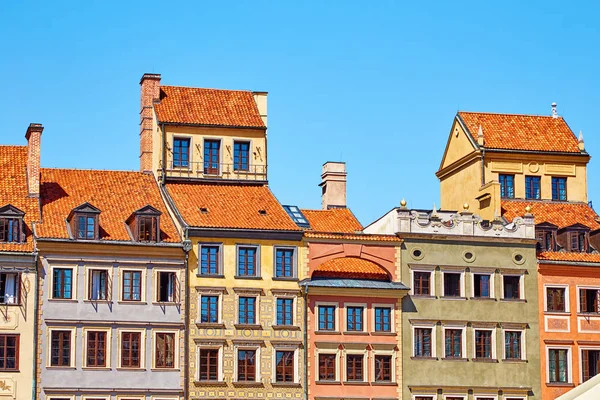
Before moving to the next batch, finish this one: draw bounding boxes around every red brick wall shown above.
[139,74,161,173]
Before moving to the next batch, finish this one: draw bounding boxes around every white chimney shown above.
[320,162,347,210]
[551,102,558,118]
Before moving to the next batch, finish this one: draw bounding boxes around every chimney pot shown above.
[25,123,43,198]
[320,161,347,210]
[551,102,558,118]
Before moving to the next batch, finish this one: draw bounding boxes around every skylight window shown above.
[283,205,310,228]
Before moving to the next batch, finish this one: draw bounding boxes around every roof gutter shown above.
[158,121,266,130]
[33,238,183,248]
[539,259,600,267]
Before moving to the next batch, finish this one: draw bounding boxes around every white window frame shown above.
[472,327,497,360]
[236,292,260,325]
[49,265,78,300]
[473,395,498,400]
[315,302,339,332]
[49,397,76,400]
[273,295,297,327]
[197,242,224,276]
[411,396,435,400]
[119,267,146,303]
[501,273,525,300]
[544,284,569,313]
[344,302,367,333]
[546,345,573,384]
[503,397,527,400]
[84,266,113,302]
[412,323,436,358]
[196,343,224,382]
[442,324,467,359]
[576,285,600,314]
[343,348,368,382]
[272,346,299,384]
[153,268,180,304]
[443,395,466,400]
[578,346,600,384]
[82,327,112,368]
[83,396,110,400]
[471,270,495,299]
[441,269,465,298]
[197,291,223,324]
[372,303,395,333]
[273,246,298,279]
[371,348,396,383]
[117,328,146,369]
[235,244,261,278]
[234,345,261,383]
[502,328,526,361]
[315,349,340,382]
[410,267,435,296]
[47,326,76,368]
[152,329,180,369]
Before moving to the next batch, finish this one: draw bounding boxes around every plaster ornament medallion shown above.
[528,162,540,173]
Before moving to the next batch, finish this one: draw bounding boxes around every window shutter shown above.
[19,275,26,311]
[107,272,113,301]
[583,350,590,382]
[581,289,588,313]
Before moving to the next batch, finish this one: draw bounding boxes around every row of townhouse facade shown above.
[0,73,598,400]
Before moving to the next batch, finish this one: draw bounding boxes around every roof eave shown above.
[157,120,266,130]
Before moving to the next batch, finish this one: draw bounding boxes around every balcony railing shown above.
[161,162,268,182]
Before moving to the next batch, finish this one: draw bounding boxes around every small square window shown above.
[0,273,20,305]
[443,272,462,297]
[413,271,431,296]
[546,287,566,312]
[0,217,22,243]
[580,288,600,313]
[503,275,521,300]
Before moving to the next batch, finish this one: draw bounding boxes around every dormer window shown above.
[570,231,588,252]
[0,205,25,243]
[536,223,558,252]
[68,203,101,241]
[126,205,161,243]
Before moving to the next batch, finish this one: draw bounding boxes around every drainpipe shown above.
[161,123,167,185]
[182,229,192,400]
[303,286,309,400]
[31,251,39,400]
[480,148,486,186]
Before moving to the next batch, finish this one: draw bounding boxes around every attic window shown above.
[536,229,556,252]
[68,203,101,241]
[0,205,25,243]
[258,209,267,215]
[570,231,588,252]
[127,205,161,243]
[200,207,209,214]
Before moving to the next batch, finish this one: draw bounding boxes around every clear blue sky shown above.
[1,1,599,225]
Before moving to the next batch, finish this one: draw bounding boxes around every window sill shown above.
[194,380,227,386]
[151,368,180,371]
[411,294,436,299]
[234,276,262,280]
[471,358,498,363]
[196,274,225,279]
[196,323,226,329]
[232,381,264,387]
[500,298,527,303]
[234,324,262,330]
[48,298,78,302]
[411,356,437,361]
[469,297,496,301]
[545,311,570,315]
[343,331,368,335]
[578,312,600,316]
[441,296,467,301]
[0,369,19,373]
[372,332,396,336]
[502,358,527,363]
[371,381,397,386]
[316,381,341,385]
[117,300,145,304]
[344,381,369,385]
[82,367,111,370]
[442,357,468,362]
[272,325,301,331]
[0,303,22,306]
[152,301,179,306]
[271,382,301,388]
[116,367,146,371]
[314,331,341,335]
[83,299,112,304]
[272,277,299,282]
[547,382,574,387]
[47,366,76,370]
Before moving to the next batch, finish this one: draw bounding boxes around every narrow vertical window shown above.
[237,349,256,381]
[137,216,157,242]
[88,269,109,300]
[474,330,492,359]
[276,298,294,326]
[503,275,521,299]
[200,245,220,275]
[122,270,142,301]
[77,215,96,239]
[173,138,190,168]
[237,246,257,277]
[552,177,567,201]
[549,349,569,383]
[414,328,432,357]
[445,329,462,358]
[121,332,141,368]
[86,331,106,367]
[275,248,295,278]
[275,350,294,382]
[50,331,71,367]
[537,230,555,252]
[473,274,491,298]
[200,296,219,323]
[499,174,515,198]
[582,349,600,382]
[198,348,219,381]
[203,139,220,175]
[238,297,256,325]
[346,306,364,331]
[155,332,175,368]
[233,141,250,171]
[53,268,73,299]
[157,271,177,302]
[525,176,541,199]
[444,272,461,297]
[318,305,336,331]
[504,331,522,360]
[374,307,392,332]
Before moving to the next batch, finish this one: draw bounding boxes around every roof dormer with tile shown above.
[437,106,590,220]
[139,73,268,183]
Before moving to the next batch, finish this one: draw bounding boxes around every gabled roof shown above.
[501,200,600,231]
[457,111,582,153]
[37,169,180,242]
[67,202,101,221]
[301,208,363,233]
[0,146,40,252]
[0,204,25,217]
[165,182,300,231]
[312,257,390,280]
[154,86,265,128]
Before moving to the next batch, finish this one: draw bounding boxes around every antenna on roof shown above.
[551,102,558,118]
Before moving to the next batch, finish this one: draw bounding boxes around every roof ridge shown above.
[0,144,27,148]
[160,84,254,93]
[458,110,562,119]
[41,167,149,174]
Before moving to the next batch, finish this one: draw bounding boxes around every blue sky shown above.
[1,1,599,225]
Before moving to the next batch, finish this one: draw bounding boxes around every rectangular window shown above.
[549,349,569,383]
[238,297,256,325]
[473,274,491,298]
[374,354,392,382]
[200,245,220,275]
[203,139,220,175]
[53,268,73,299]
[445,329,462,358]
[50,330,71,367]
[88,269,109,300]
[275,248,295,278]
[537,230,555,252]
[200,295,219,323]
[0,273,19,305]
[198,349,219,381]
[444,272,461,297]
[414,328,432,357]
[547,287,566,312]
[503,275,521,299]
[137,216,157,242]
[505,331,522,360]
[0,218,21,243]
[525,176,541,199]
[121,332,141,368]
[77,214,96,239]
[318,353,336,381]
[580,289,600,313]
[582,349,600,382]
[237,246,258,277]
[374,307,392,332]
[173,138,190,168]
[346,354,363,381]
[571,232,587,252]
[318,305,336,331]
[237,349,256,381]
[0,335,18,370]
[413,271,430,295]
[276,298,293,326]
[86,331,106,367]
[552,177,567,201]
[346,306,364,332]
[155,332,175,368]
[275,350,294,382]
[474,330,492,359]
[233,141,250,172]
[500,174,515,199]
[157,271,177,302]
[122,270,142,301]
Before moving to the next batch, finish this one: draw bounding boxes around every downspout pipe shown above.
[303,286,309,400]
[183,230,191,400]
[161,123,167,185]
[481,148,486,186]
[31,250,39,400]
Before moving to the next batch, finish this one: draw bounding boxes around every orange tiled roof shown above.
[304,231,400,242]
[458,112,581,153]
[165,183,300,231]
[313,257,390,280]
[539,251,600,263]
[0,146,40,252]
[502,200,600,230]
[37,169,179,242]
[154,86,265,128]
[301,208,363,233]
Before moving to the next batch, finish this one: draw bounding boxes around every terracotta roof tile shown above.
[458,112,581,153]
[313,257,389,280]
[502,200,600,230]
[539,251,600,263]
[165,183,300,231]
[0,146,40,252]
[301,208,363,233]
[304,232,400,242]
[37,169,180,242]
[154,86,265,128]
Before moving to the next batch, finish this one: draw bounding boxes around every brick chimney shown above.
[25,123,43,198]
[320,161,347,210]
[140,73,161,174]
[252,91,268,127]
